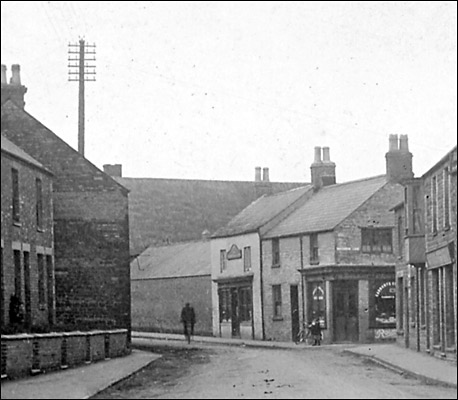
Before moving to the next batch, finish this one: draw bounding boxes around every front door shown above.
[231,287,240,337]
[290,285,300,342]
[333,281,359,342]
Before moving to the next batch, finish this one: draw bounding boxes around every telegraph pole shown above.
[68,39,96,156]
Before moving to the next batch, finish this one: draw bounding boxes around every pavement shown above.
[1,331,456,399]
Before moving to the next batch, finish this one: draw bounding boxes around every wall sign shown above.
[227,244,242,260]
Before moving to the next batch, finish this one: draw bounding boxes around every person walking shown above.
[180,302,196,344]
[309,318,322,346]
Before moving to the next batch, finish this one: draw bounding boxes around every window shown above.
[218,288,231,322]
[272,285,282,318]
[370,280,396,328]
[12,169,20,223]
[14,250,21,297]
[310,233,319,264]
[239,287,252,322]
[272,239,280,266]
[443,168,450,229]
[220,250,227,272]
[243,246,251,272]
[397,277,404,330]
[1,248,4,326]
[431,176,437,233]
[412,185,423,234]
[397,215,404,258]
[38,254,46,305]
[36,178,43,229]
[307,281,326,328]
[361,228,393,253]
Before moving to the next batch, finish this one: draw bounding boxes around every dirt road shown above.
[91,339,457,399]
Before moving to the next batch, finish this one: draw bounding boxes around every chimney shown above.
[254,166,272,197]
[262,167,270,182]
[103,164,123,177]
[311,146,336,190]
[255,166,262,182]
[385,134,414,183]
[202,229,211,241]
[1,64,27,109]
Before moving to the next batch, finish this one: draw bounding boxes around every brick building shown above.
[1,65,131,333]
[212,136,411,343]
[393,146,456,362]
[1,135,55,332]
[131,236,212,335]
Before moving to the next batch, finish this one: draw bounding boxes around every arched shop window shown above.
[370,280,396,328]
[307,281,326,328]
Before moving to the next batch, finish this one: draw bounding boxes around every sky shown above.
[1,1,457,183]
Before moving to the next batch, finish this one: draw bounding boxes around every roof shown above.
[1,100,128,195]
[1,134,51,174]
[131,240,211,280]
[264,175,389,238]
[212,185,312,237]
[115,177,305,256]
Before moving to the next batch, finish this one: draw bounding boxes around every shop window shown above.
[444,265,455,347]
[310,233,319,264]
[219,288,231,323]
[307,281,326,328]
[272,239,280,266]
[243,247,251,272]
[272,285,282,318]
[239,287,252,322]
[370,280,396,328]
[361,228,392,254]
[397,277,404,330]
[220,250,227,272]
[14,250,21,298]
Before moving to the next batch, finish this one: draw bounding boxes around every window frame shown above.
[220,249,227,273]
[272,284,282,319]
[243,246,252,272]
[361,228,393,254]
[309,233,319,264]
[12,168,20,224]
[272,239,280,267]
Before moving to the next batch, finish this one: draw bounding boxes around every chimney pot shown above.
[314,147,322,163]
[255,166,262,182]
[1,65,6,85]
[202,229,211,241]
[389,134,399,152]
[10,64,21,85]
[262,167,270,182]
[399,134,409,152]
[322,147,331,162]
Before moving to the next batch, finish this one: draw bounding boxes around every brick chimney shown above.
[103,164,123,177]
[1,64,27,109]
[385,134,413,183]
[311,146,336,190]
[202,229,211,241]
[254,166,272,197]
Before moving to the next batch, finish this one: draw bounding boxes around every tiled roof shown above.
[212,185,312,237]
[131,240,211,280]
[265,175,389,238]
[115,177,305,256]
[1,134,49,172]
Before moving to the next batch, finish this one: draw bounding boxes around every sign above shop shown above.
[227,244,242,260]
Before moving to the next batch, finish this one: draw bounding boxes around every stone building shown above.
[1,65,131,334]
[393,145,456,362]
[1,135,55,332]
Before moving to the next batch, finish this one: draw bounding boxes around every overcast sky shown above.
[1,1,456,183]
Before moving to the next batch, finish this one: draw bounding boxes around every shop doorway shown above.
[333,280,359,342]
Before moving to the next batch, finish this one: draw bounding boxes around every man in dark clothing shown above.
[309,318,322,346]
[181,303,196,344]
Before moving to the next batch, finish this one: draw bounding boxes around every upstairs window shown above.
[272,239,280,266]
[243,246,252,272]
[361,228,393,254]
[12,169,20,223]
[36,178,43,230]
[443,167,450,229]
[431,176,438,233]
[220,250,227,272]
[310,233,319,264]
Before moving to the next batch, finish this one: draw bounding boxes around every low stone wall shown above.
[1,329,130,380]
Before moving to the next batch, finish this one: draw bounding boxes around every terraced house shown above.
[212,136,413,344]
[393,145,456,362]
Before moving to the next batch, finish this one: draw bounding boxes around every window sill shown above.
[13,221,22,227]
[37,228,45,233]
[272,317,284,322]
[309,260,319,265]
[271,264,281,269]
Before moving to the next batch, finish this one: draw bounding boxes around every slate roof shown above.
[1,134,51,173]
[115,177,305,256]
[131,240,211,280]
[212,185,312,238]
[264,175,389,238]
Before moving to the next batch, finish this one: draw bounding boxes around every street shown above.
[91,339,457,399]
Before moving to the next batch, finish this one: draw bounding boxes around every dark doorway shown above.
[290,285,300,342]
[231,287,240,337]
[333,280,359,342]
[23,252,32,329]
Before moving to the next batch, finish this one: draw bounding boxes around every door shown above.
[24,252,32,329]
[290,285,300,342]
[230,287,240,337]
[333,281,359,342]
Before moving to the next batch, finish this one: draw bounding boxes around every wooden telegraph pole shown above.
[68,39,96,156]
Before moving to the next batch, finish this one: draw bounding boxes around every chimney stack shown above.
[385,134,414,183]
[255,166,262,182]
[103,164,123,177]
[1,64,27,109]
[262,167,270,182]
[311,146,336,190]
[1,65,6,85]
[202,229,211,241]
